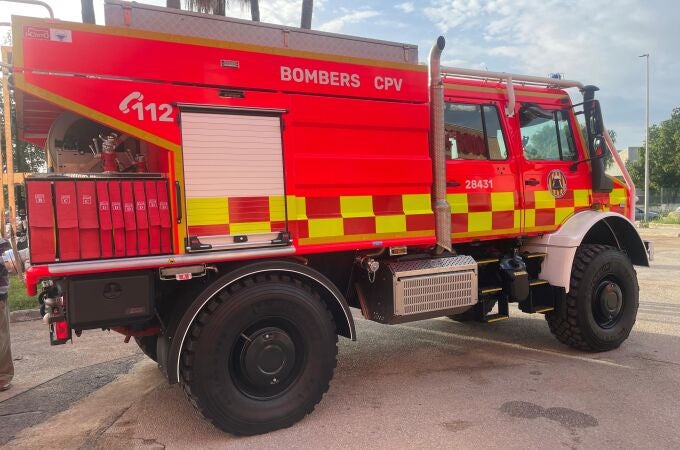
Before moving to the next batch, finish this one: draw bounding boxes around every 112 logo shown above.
[119,92,173,122]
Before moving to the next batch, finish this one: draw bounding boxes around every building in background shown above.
[608,146,640,178]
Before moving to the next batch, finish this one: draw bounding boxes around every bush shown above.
[653,214,680,225]
[8,274,38,312]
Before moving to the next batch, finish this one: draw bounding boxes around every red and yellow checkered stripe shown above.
[187,196,287,236]
[448,191,521,239]
[186,186,629,244]
[524,189,591,233]
[290,193,435,245]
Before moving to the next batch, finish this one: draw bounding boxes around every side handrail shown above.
[440,65,583,118]
[603,129,636,222]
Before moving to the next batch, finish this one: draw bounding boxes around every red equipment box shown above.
[108,181,127,257]
[76,181,100,259]
[96,181,114,258]
[134,181,149,256]
[26,180,56,263]
[121,181,138,257]
[146,181,161,255]
[54,181,80,261]
[27,176,172,264]
[157,180,172,253]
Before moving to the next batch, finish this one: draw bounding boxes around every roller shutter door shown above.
[181,111,286,250]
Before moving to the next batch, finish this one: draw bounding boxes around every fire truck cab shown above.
[4,1,649,435]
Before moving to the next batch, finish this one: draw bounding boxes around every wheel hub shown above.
[594,280,624,328]
[239,327,296,389]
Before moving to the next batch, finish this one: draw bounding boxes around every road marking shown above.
[389,323,630,369]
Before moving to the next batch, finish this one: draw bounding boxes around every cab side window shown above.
[444,102,508,160]
[519,105,577,161]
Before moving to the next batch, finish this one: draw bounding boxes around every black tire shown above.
[545,244,639,352]
[180,274,338,435]
[448,300,496,322]
[134,335,158,362]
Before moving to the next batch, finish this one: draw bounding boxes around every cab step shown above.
[479,291,509,323]
[522,252,547,260]
[521,252,548,280]
[519,279,558,314]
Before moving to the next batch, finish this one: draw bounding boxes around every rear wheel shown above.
[546,244,638,352]
[180,274,338,435]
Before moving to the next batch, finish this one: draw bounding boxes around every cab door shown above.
[517,104,591,234]
[444,101,522,241]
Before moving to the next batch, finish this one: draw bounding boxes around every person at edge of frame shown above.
[0,238,13,392]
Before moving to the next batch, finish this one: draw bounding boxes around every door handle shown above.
[525,178,540,186]
[447,181,461,187]
[175,181,183,223]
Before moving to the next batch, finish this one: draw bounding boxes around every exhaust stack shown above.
[428,36,451,254]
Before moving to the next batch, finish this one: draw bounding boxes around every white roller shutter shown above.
[181,112,284,198]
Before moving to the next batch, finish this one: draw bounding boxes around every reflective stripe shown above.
[185,187,628,244]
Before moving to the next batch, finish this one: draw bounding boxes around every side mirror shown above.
[587,100,604,140]
[593,135,605,156]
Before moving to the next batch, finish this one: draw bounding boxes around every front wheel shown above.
[546,244,639,352]
[180,274,338,435]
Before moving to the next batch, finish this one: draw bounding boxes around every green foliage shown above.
[8,274,37,312]
[523,121,557,159]
[627,108,680,192]
[0,81,47,171]
[655,214,680,225]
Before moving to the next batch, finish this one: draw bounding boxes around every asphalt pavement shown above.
[2,227,680,449]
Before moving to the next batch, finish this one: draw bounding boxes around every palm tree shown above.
[185,0,313,28]
[300,0,313,29]
[185,0,256,20]
[81,0,95,24]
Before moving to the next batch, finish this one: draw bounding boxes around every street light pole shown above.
[639,53,650,222]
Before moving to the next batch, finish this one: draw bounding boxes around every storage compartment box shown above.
[66,271,154,329]
[54,181,80,261]
[360,255,478,324]
[25,175,173,264]
[26,180,56,263]
[76,181,101,259]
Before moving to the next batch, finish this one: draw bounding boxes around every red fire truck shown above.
[5,1,650,435]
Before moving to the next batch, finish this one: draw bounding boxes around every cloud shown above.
[318,10,380,33]
[422,0,680,147]
[395,2,415,13]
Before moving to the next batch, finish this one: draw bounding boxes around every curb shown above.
[10,308,42,323]
[648,223,680,230]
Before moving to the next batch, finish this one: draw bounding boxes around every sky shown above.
[1,0,678,149]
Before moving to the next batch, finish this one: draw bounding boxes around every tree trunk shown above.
[250,0,260,22]
[167,0,181,8]
[300,0,313,29]
[81,0,95,24]
[214,0,226,16]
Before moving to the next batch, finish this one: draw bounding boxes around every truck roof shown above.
[104,0,419,65]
